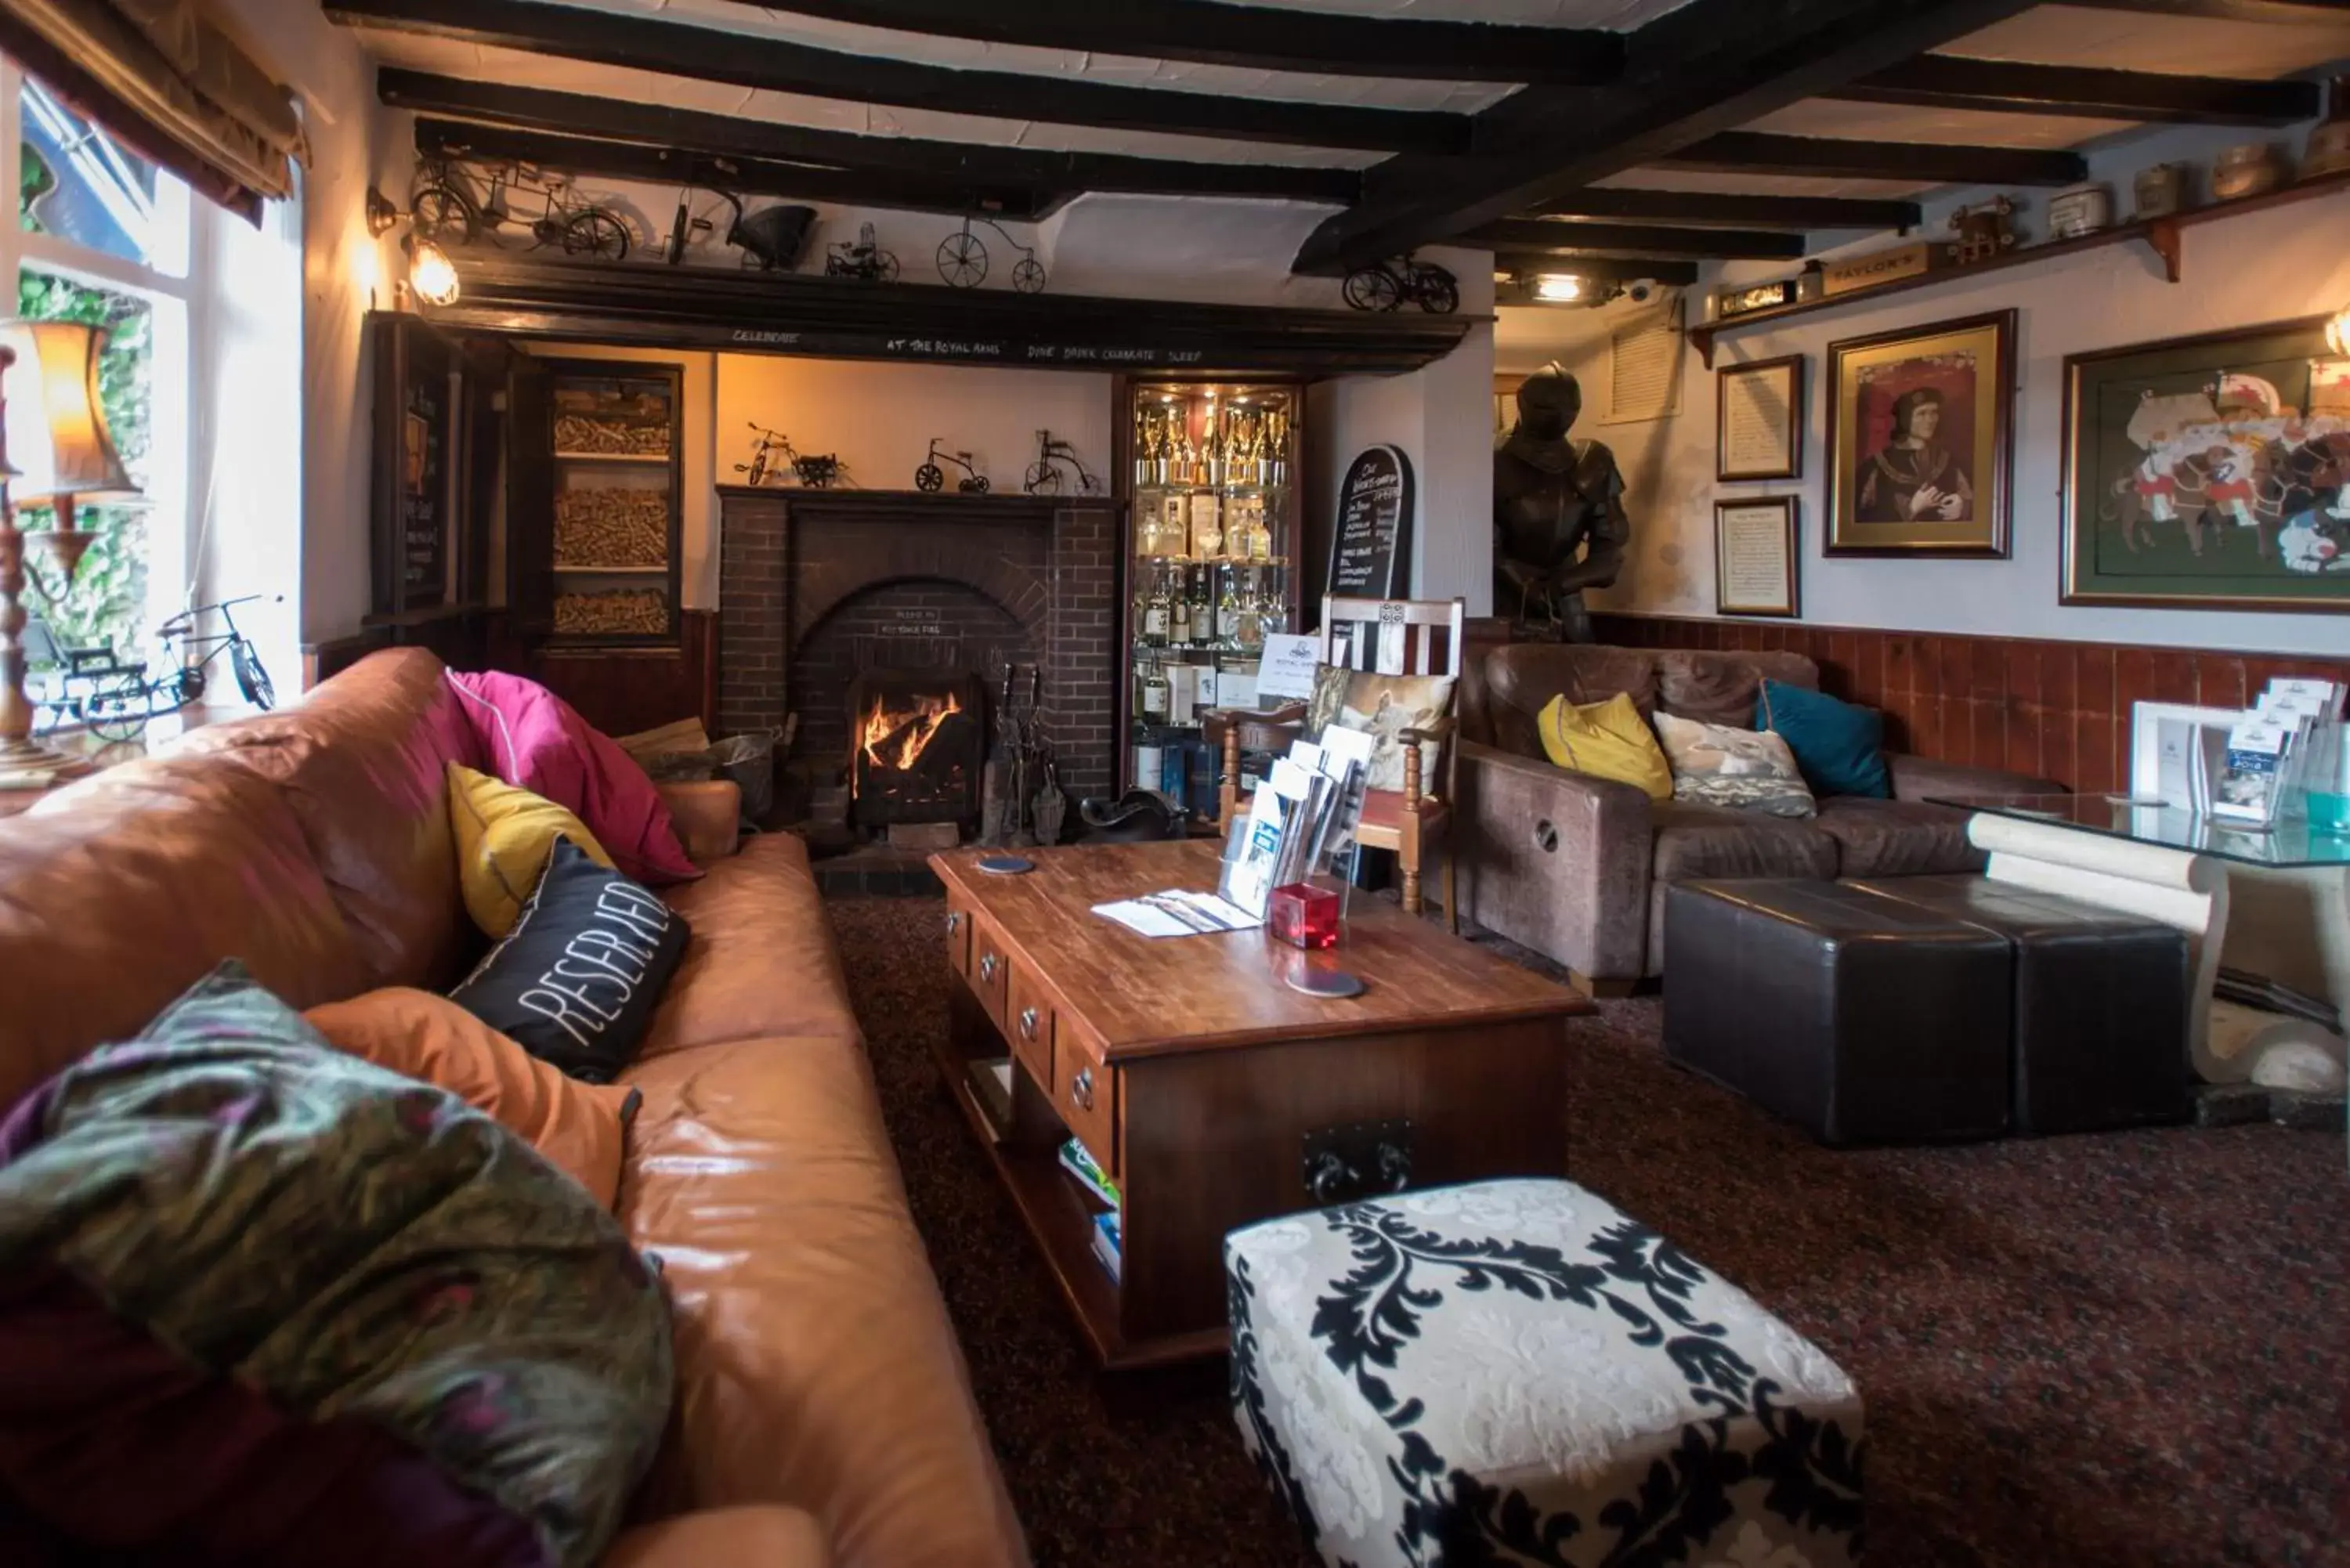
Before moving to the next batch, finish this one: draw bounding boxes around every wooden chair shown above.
[1213,595,1466,927]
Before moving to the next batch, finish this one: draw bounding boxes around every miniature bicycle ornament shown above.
[915,438,990,493]
[1022,429,1100,496]
[825,221,899,281]
[408,157,629,259]
[736,424,846,488]
[1341,253,1459,314]
[936,215,1047,293]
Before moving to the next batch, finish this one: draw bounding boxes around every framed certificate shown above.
[1715,498,1799,618]
[1716,355,1804,482]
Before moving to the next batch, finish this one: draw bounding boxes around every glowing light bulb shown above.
[2328,303,2350,359]
[1535,274,1584,302]
[410,239,460,307]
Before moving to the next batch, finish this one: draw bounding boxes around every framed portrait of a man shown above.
[1825,309,2016,557]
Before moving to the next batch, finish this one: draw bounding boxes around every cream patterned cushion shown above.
[1226,1180,1864,1567]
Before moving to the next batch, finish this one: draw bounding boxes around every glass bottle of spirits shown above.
[1236,567,1266,654]
[1217,565,1242,648]
[1188,490,1222,559]
[1142,562,1171,648]
[1169,567,1193,647]
[1191,565,1217,649]
[1137,505,1162,559]
[1140,656,1170,721]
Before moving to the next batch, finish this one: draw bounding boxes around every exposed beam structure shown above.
[1654,130,2089,186]
[2059,0,2350,20]
[1490,253,1701,286]
[1292,0,2045,274]
[1464,219,1808,259]
[720,0,1625,85]
[384,73,1361,207]
[1834,54,2322,124]
[1530,188,1924,231]
[326,0,1468,154]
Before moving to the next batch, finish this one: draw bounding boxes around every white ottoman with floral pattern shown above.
[1225,1180,1865,1567]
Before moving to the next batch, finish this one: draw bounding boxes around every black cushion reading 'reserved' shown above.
[450,837,689,1083]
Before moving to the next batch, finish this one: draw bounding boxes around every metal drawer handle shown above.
[979,952,999,982]
[945,911,961,934]
[1019,1006,1040,1040]
[1070,1068,1095,1111]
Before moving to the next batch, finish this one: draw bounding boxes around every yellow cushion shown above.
[447,762,614,938]
[1537,692,1674,801]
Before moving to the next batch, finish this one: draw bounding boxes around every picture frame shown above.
[1716,354,1805,482]
[1824,309,2016,557]
[2061,314,2350,613]
[1714,497,1799,618]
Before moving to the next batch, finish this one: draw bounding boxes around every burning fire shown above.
[858,689,966,778]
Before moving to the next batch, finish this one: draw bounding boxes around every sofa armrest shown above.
[1885,752,2064,806]
[1454,740,1654,983]
[603,1506,830,1568]
[659,780,743,864]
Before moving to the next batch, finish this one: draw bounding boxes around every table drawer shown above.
[1006,966,1054,1089]
[969,921,1010,1031]
[943,899,973,977]
[1053,1018,1119,1180]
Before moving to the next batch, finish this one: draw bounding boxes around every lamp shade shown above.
[0,320,136,504]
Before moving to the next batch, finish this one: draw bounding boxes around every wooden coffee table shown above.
[928,840,1591,1369]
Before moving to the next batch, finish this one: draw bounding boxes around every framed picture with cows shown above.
[2062,315,2350,612]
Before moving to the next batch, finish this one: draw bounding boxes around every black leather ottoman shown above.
[1662,879,2012,1146]
[1850,873,2192,1135]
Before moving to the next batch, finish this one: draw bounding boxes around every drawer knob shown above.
[945,911,961,934]
[1019,1006,1040,1040]
[1070,1068,1095,1111]
[979,952,999,982]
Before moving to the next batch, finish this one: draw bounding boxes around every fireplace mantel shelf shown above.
[716,487,1074,519]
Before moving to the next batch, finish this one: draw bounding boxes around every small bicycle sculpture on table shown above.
[937,215,1047,292]
[1342,254,1460,314]
[1022,429,1099,496]
[79,595,281,744]
[409,157,631,259]
[915,438,990,493]
[825,221,900,281]
[736,424,846,488]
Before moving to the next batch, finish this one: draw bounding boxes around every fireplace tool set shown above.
[983,664,1065,847]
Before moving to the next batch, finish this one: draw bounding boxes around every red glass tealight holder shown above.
[1269,880,1341,950]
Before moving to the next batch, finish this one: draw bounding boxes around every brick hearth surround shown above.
[718,489,1116,803]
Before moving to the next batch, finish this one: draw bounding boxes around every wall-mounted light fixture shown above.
[365,184,400,238]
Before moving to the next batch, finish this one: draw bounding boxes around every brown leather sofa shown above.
[1452,644,2058,990]
[0,649,1029,1568]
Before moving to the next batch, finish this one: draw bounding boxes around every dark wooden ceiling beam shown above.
[1292,0,2045,273]
[327,0,1466,154]
[2057,0,2350,21]
[717,0,1625,85]
[1466,219,1807,258]
[1654,130,2088,186]
[383,72,1361,206]
[1529,187,1923,230]
[1490,253,1701,285]
[1834,54,2321,125]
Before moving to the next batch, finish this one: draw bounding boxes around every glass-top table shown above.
[1929,793,2350,870]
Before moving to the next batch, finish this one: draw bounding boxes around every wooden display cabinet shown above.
[1112,374,1306,808]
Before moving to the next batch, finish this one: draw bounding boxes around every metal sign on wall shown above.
[1328,444,1415,600]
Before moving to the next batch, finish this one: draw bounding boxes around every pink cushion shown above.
[443,672,700,886]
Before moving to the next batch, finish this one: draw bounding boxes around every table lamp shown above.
[0,320,138,787]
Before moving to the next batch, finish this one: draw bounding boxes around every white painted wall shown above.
[215,1,408,649]
[714,351,1115,504]
[1309,246,1498,614]
[1521,120,2350,656]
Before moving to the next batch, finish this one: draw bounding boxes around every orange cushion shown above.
[304,988,636,1209]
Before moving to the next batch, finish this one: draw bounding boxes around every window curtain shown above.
[0,0,299,220]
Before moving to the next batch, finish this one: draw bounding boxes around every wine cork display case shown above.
[544,363,684,645]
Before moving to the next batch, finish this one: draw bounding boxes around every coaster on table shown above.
[1284,968,1366,999]
[978,854,1036,875]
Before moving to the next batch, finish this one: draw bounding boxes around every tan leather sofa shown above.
[0,649,1029,1568]
[1452,644,2057,990]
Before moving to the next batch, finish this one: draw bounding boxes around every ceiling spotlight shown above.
[407,237,461,307]
[1535,274,1585,302]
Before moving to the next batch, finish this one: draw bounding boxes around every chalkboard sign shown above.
[370,314,460,616]
[1328,444,1414,599]
[400,357,450,605]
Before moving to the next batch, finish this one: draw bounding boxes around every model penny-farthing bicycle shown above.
[1022,429,1100,496]
[915,438,989,493]
[935,215,1047,293]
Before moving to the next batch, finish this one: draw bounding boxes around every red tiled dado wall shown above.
[1589,612,2350,796]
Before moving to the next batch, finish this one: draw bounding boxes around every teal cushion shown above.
[1755,679,1890,799]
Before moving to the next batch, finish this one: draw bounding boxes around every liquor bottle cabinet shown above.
[512,359,685,647]
[1116,378,1303,812]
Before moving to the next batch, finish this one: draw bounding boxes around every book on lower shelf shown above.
[1090,1209,1122,1284]
[1059,1136,1121,1210]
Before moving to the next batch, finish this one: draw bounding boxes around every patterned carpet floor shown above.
[824,894,2350,1568]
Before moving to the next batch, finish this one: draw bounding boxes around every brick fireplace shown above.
[718,489,1116,833]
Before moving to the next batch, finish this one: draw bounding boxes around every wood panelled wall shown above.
[1591,612,2350,795]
